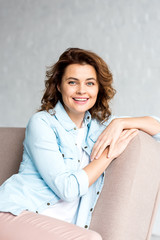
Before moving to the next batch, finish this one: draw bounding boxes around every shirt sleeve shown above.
[151,116,160,142]
[24,115,89,202]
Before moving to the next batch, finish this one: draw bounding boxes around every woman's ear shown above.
[57,85,61,93]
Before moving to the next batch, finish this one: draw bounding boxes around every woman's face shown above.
[58,63,99,124]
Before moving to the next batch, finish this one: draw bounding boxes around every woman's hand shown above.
[109,129,139,161]
[85,129,138,187]
[91,115,160,161]
[91,118,125,161]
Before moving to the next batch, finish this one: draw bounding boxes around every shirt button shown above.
[87,116,90,120]
[78,160,80,163]
[90,208,93,212]
[75,143,77,146]
[47,203,50,206]
[97,191,100,195]
[74,127,77,130]
[36,211,38,213]
[62,153,64,157]
[84,146,88,149]
[84,225,88,228]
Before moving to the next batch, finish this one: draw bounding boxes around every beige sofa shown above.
[0,128,160,240]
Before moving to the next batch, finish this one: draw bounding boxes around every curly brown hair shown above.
[39,48,116,122]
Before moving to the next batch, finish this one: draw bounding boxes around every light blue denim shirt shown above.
[0,101,160,229]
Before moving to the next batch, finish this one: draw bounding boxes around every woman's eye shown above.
[87,82,94,86]
[68,81,76,85]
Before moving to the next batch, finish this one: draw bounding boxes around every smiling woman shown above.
[0,48,160,240]
[57,64,99,127]
[40,48,115,122]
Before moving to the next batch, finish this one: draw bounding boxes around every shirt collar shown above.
[52,101,91,131]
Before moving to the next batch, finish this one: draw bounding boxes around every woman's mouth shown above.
[73,97,89,103]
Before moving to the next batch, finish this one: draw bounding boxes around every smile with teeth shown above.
[73,98,88,101]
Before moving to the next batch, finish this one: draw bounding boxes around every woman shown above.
[0,48,160,240]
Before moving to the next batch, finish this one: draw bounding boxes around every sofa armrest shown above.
[90,131,160,239]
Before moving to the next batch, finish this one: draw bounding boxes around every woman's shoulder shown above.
[28,110,50,122]
[26,110,57,130]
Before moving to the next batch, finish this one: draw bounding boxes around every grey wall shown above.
[0,0,160,127]
[0,0,160,235]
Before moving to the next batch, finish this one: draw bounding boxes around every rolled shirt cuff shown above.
[151,116,160,142]
[74,169,89,196]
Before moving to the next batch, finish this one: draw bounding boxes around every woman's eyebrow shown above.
[66,77,97,81]
[66,77,79,81]
[86,78,97,81]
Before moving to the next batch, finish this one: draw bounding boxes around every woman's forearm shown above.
[84,148,113,187]
[120,116,160,136]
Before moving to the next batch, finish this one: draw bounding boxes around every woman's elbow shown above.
[53,175,80,202]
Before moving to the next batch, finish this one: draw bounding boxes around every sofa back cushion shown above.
[0,128,25,186]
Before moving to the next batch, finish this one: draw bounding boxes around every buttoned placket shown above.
[46,104,100,225]
[71,127,82,165]
[70,117,104,228]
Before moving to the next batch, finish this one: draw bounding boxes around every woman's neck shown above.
[62,104,85,128]
[68,112,84,128]
[72,116,84,128]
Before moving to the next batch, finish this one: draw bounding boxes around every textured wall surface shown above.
[0,0,160,127]
[0,0,160,236]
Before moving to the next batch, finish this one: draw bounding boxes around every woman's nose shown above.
[76,84,86,94]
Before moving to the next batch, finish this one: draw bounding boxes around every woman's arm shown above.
[120,116,160,136]
[25,116,89,202]
[85,129,138,187]
[91,116,160,161]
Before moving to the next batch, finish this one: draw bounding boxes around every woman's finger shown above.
[107,130,129,158]
[107,142,115,158]
[94,141,110,160]
[91,119,125,160]
[119,129,137,140]
[91,139,110,161]
[124,129,139,143]
[90,138,103,160]
[119,129,139,150]
[108,129,139,160]
[91,133,111,159]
